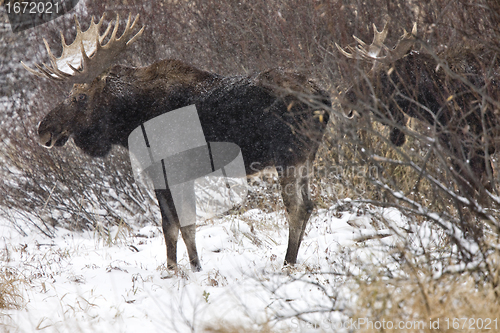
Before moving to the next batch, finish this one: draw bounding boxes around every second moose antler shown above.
[336,22,417,68]
[21,13,144,84]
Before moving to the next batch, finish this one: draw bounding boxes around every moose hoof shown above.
[283,259,297,267]
[166,261,178,271]
[191,262,202,272]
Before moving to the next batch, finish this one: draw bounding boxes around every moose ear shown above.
[102,71,118,84]
[102,65,124,84]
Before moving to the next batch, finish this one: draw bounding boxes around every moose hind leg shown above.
[279,168,314,265]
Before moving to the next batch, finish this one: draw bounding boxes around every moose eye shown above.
[78,94,87,102]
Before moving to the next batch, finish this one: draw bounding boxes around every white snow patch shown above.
[0,202,417,332]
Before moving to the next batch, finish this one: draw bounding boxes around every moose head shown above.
[23,13,144,157]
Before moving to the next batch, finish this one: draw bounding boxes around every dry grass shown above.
[353,248,500,333]
[203,322,275,333]
[0,268,23,310]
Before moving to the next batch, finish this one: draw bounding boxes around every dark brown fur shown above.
[37,59,331,271]
[342,49,500,195]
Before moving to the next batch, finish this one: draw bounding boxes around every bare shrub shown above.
[316,0,500,329]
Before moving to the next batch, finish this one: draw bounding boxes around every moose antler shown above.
[22,13,144,84]
[336,23,417,65]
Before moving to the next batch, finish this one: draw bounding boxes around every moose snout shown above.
[37,121,69,148]
[38,131,54,148]
[37,120,54,148]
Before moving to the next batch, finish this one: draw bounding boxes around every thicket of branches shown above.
[2,0,500,327]
[3,0,498,229]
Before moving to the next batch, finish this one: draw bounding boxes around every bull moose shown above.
[22,14,330,271]
[336,23,500,197]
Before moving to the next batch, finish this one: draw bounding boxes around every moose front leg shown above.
[155,187,202,272]
[279,166,314,265]
[155,189,180,270]
[180,224,201,272]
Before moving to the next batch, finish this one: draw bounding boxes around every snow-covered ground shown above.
[0,203,410,332]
